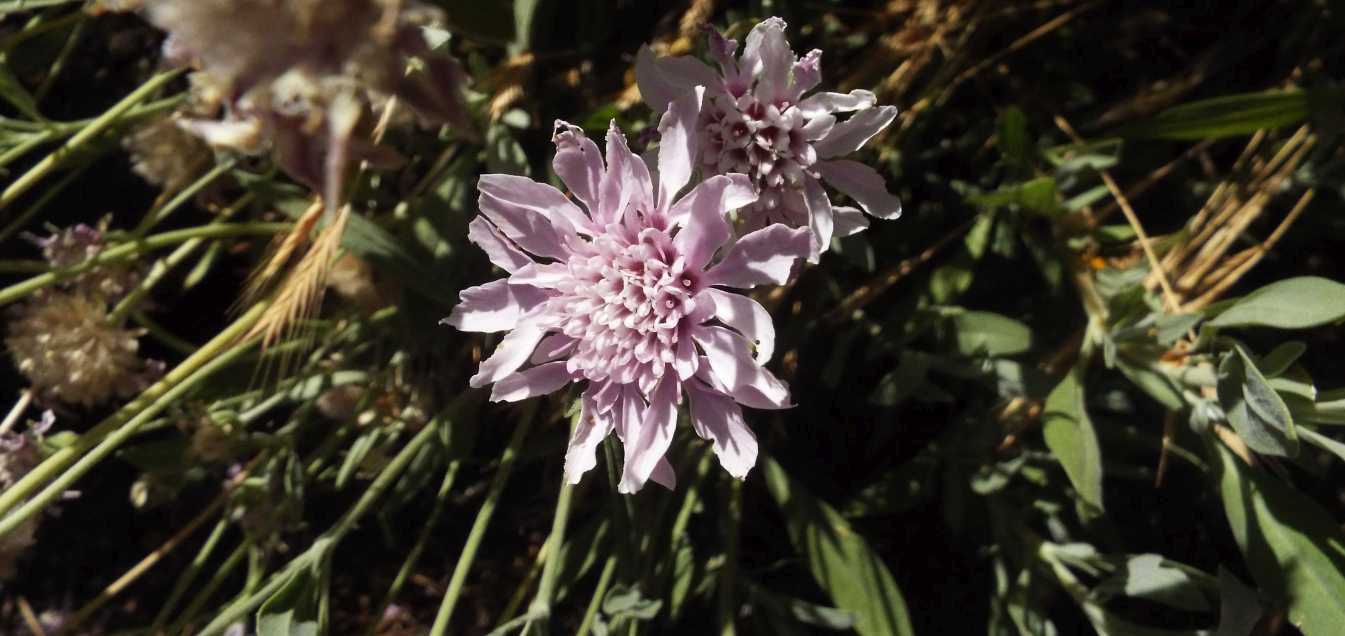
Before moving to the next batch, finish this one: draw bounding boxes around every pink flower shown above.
[637,17,902,260]
[443,89,810,493]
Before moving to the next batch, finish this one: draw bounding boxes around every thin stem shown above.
[0,301,268,526]
[149,517,231,631]
[577,556,618,636]
[364,461,462,636]
[0,69,183,211]
[195,412,450,636]
[0,163,87,245]
[717,478,742,636]
[0,389,32,436]
[130,159,238,237]
[0,329,261,537]
[429,404,537,635]
[0,222,290,308]
[527,424,579,620]
[173,542,248,632]
[109,192,253,324]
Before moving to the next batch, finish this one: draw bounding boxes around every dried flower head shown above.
[26,220,140,301]
[637,17,902,260]
[445,91,810,493]
[5,291,159,408]
[124,114,213,190]
[0,425,45,580]
[139,0,472,204]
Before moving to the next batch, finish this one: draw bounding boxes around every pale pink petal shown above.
[815,159,903,220]
[656,86,705,213]
[692,325,792,409]
[479,174,592,236]
[441,279,547,333]
[508,262,571,290]
[671,174,755,270]
[833,205,869,237]
[552,120,604,217]
[635,46,720,113]
[478,191,572,260]
[177,117,263,152]
[799,113,835,141]
[814,106,897,158]
[530,334,576,363]
[597,122,654,225]
[650,457,677,490]
[469,322,547,388]
[701,288,776,363]
[490,361,574,402]
[618,375,679,494]
[704,224,810,289]
[565,391,615,484]
[804,177,834,263]
[790,49,823,100]
[742,17,792,105]
[796,90,877,118]
[674,329,699,380]
[688,386,758,479]
[467,217,531,273]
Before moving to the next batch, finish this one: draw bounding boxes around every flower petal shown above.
[552,120,605,217]
[671,174,756,271]
[742,17,793,105]
[618,376,679,493]
[650,457,677,490]
[814,105,897,158]
[479,173,592,236]
[531,334,576,364]
[490,361,573,402]
[469,321,548,388]
[692,325,791,409]
[796,89,877,119]
[701,288,776,363]
[635,46,720,113]
[478,191,571,260]
[656,86,705,213]
[688,386,758,479]
[833,205,869,237]
[508,262,571,290]
[803,176,834,263]
[467,217,531,273]
[597,122,654,226]
[565,390,615,484]
[441,279,547,333]
[815,159,903,220]
[790,49,823,101]
[704,224,810,289]
[799,113,835,141]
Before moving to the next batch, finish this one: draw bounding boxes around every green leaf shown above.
[1216,346,1298,457]
[950,311,1034,357]
[1113,90,1313,140]
[1210,439,1345,636]
[1108,554,1213,612]
[1258,341,1307,378]
[997,106,1032,170]
[1298,427,1345,464]
[1209,277,1345,329]
[1041,369,1105,511]
[748,581,857,631]
[256,567,322,636]
[762,456,915,636]
[0,60,42,121]
[969,177,1061,217]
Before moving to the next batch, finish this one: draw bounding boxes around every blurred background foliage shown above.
[1,0,1345,634]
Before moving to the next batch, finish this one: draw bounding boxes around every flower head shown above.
[0,417,50,580]
[138,0,472,205]
[26,220,140,300]
[444,90,811,492]
[637,17,902,260]
[5,291,160,408]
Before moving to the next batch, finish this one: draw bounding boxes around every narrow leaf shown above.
[1041,369,1105,511]
[1209,277,1345,330]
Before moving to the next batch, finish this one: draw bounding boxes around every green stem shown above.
[110,192,253,324]
[173,542,248,631]
[429,404,537,635]
[717,478,742,636]
[603,438,637,579]
[0,162,87,245]
[150,517,231,631]
[0,222,289,308]
[364,461,462,636]
[0,69,182,211]
[577,556,618,636]
[0,323,262,537]
[0,301,268,527]
[130,159,238,237]
[527,428,578,620]
[130,310,199,356]
[195,412,450,636]
[33,12,83,102]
